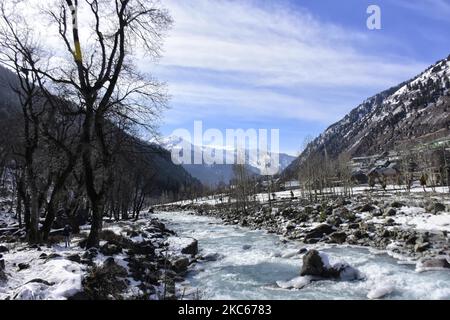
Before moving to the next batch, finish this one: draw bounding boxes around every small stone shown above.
[18,263,30,271]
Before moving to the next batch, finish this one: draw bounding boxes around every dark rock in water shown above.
[0,245,8,253]
[242,245,252,250]
[415,242,430,253]
[18,263,30,271]
[434,203,446,213]
[100,242,123,256]
[300,250,360,280]
[305,224,335,240]
[390,201,405,208]
[421,258,450,269]
[0,259,5,271]
[172,257,190,273]
[299,248,308,254]
[39,253,48,259]
[300,250,326,277]
[66,254,81,263]
[201,253,222,262]
[181,239,198,256]
[330,231,347,244]
[360,204,375,212]
[385,208,397,216]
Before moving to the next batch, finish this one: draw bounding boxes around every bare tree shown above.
[35,0,172,247]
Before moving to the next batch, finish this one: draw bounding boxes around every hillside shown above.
[0,65,201,197]
[283,55,450,179]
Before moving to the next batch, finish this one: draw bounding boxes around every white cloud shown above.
[153,0,427,123]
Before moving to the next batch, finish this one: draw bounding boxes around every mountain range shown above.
[157,136,296,186]
[282,54,450,179]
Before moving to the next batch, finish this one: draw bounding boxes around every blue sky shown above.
[150,0,450,155]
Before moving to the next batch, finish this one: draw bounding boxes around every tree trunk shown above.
[28,181,40,243]
[86,200,104,249]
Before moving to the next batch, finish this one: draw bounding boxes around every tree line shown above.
[0,0,174,248]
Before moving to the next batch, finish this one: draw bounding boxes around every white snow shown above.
[367,283,396,299]
[276,276,312,290]
[0,247,84,300]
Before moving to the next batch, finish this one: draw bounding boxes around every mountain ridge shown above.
[282,54,450,179]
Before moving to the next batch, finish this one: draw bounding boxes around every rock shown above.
[201,253,222,262]
[39,253,48,259]
[0,259,4,271]
[18,263,30,271]
[385,208,397,216]
[300,250,326,277]
[242,245,252,250]
[0,245,8,253]
[381,229,391,238]
[66,254,81,263]
[420,258,450,270]
[330,231,347,244]
[300,250,360,280]
[390,201,405,208]
[100,242,123,256]
[172,257,190,273]
[181,239,198,256]
[405,235,417,245]
[372,210,383,217]
[326,215,343,227]
[414,242,430,253]
[131,242,155,255]
[360,204,375,212]
[331,263,361,281]
[82,248,98,260]
[434,203,446,213]
[305,224,335,240]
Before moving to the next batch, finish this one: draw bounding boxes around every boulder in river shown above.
[167,237,198,256]
[300,250,360,280]
[0,245,8,253]
[417,258,450,272]
[172,257,190,273]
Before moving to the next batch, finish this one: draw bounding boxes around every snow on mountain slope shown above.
[283,55,450,178]
[155,136,296,186]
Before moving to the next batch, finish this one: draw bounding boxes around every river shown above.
[153,211,450,300]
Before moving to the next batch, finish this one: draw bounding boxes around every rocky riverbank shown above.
[159,192,450,270]
[0,211,198,300]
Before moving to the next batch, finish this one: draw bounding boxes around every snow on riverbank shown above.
[0,243,85,300]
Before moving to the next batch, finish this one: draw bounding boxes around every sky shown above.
[149,0,450,155]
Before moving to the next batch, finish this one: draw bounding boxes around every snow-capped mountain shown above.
[155,136,296,186]
[283,54,450,178]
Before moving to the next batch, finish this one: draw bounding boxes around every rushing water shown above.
[153,211,450,300]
